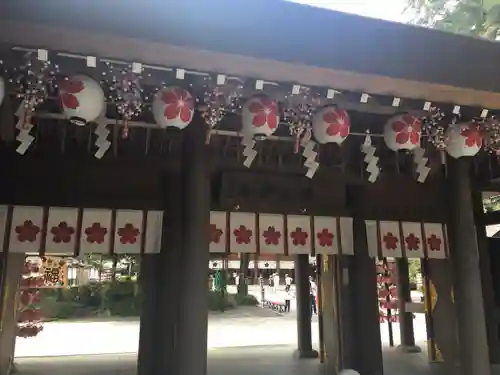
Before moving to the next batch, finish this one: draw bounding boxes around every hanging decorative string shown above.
[481,116,500,154]
[420,106,447,150]
[282,86,323,153]
[12,52,58,154]
[198,76,244,144]
[103,61,143,138]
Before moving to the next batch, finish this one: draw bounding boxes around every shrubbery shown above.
[39,280,255,320]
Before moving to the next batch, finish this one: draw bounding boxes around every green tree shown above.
[483,195,500,212]
[408,259,421,284]
[406,0,500,39]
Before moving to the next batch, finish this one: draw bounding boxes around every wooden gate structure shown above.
[1,0,500,374]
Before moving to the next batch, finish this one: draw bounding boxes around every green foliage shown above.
[405,0,500,39]
[39,281,259,319]
[208,290,235,311]
[102,280,141,316]
[234,294,259,306]
[39,296,89,320]
[408,259,421,284]
[484,195,500,212]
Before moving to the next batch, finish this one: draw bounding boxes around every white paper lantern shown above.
[383,114,421,151]
[445,122,483,159]
[0,77,4,107]
[312,106,350,144]
[59,75,105,126]
[152,86,194,129]
[241,95,280,138]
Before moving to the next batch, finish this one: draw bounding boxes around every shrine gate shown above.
[1,1,500,375]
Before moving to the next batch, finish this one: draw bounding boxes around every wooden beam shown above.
[1,21,500,109]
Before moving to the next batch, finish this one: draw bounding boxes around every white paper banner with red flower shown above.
[59,74,105,126]
[240,95,280,167]
[312,106,350,145]
[152,86,194,129]
[383,114,421,151]
[445,122,483,159]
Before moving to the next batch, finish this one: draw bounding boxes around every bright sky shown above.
[286,0,410,23]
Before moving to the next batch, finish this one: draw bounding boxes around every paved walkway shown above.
[15,346,435,375]
[15,303,428,357]
[12,290,438,374]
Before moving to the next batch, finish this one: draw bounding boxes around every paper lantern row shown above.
[0,206,163,256]
[0,74,483,159]
[365,220,448,259]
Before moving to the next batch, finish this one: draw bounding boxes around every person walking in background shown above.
[284,286,292,312]
[284,274,293,292]
[309,276,317,315]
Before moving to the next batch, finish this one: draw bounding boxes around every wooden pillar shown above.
[253,254,259,284]
[350,218,383,374]
[321,254,340,373]
[423,257,458,366]
[395,258,420,352]
[294,254,318,358]
[176,119,210,375]
[447,157,490,374]
[137,176,183,375]
[473,192,500,364]
[0,253,24,375]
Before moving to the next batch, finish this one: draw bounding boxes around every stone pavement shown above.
[15,303,427,357]
[14,348,500,375]
[14,346,434,375]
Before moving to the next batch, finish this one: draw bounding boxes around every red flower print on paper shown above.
[291,227,308,246]
[162,88,194,123]
[234,225,252,244]
[383,232,398,250]
[317,229,334,247]
[263,226,281,245]
[460,123,483,148]
[85,223,108,244]
[60,79,84,110]
[118,223,140,245]
[209,224,223,244]
[15,221,41,243]
[248,97,278,129]
[405,233,420,251]
[392,115,421,145]
[323,109,350,137]
[50,222,75,243]
[427,234,442,252]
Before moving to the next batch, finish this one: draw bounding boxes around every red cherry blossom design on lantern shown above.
[383,232,398,250]
[162,88,194,123]
[60,79,84,110]
[427,234,442,252]
[15,221,41,243]
[405,233,420,251]
[291,227,308,246]
[209,224,223,244]
[234,225,252,244]
[85,223,108,244]
[50,222,75,243]
[323,109,350,137]
[262,226,281,245]
[317,229,334,247]
[392,115,421,145]
[248,97,278,129]
[118,223,140,245]
[460,123,483,148]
